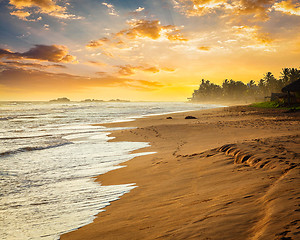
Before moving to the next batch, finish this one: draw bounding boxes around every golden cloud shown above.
[10,10,31,21]
[273,0,300,16]
[143,66,160,73]
[119,19,188,41]
[173,0,278,22]
[0,60,66,69]
[117,64,174,76]
[173,0,227,16]
[87,61,107,66]
[161,67,176,72]
[117,65,136,76]
[9,0,64,12]
[120,19,162,39]
[8,0,82,19]
[0,45,77,63]
[234,0,276,20]
[86,37,112,48]
[87,19,188,49]
[232,25,273,45]
[198,46,211,51]
[0,67,164,92]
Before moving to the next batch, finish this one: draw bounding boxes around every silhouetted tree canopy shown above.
[189,68,300,102]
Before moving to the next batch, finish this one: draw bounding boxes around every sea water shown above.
[0,102,219,240]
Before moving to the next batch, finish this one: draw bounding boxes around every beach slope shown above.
[61,106,300,240]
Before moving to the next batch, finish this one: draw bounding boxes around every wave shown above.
[0,117,15,121]
[0,134,53,140]
[0,141,72,157]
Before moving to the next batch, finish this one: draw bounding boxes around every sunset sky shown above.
[0,0,300,101]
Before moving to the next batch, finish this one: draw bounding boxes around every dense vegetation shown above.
[189,68,300,102]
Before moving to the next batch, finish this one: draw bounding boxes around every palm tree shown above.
[280,68,300,86]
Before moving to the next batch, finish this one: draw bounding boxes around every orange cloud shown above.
[116,64,175,76]
[173,0,277,22]
[117,65,136,76]
[87,19,188,49]
[273,0,300,16]
[86,37,113,48]
[8,0,82,19]
[0,60,66,69]
[87,61,107,66]
[118,19,188,41]
[117,65,154,76]
[119,19,162,39]
[232,25,273,44]
[173,0,227,16]
[9,0,64,12]
[0,45,77,63]
[161,67,176,72]
[198,46,211,51]
[10,10,31,21]
[143,66,160,73]
[233,0,275,20]
[0,67,164,92]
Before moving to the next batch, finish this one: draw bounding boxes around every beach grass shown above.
[250,101,300,109]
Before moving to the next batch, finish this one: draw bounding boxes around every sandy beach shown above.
[61,105,300,240]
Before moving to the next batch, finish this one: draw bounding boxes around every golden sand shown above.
[61,106,300,240]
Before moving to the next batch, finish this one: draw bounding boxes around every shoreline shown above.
[61,105,300,240]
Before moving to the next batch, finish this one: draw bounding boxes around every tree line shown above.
[189,68,300,102]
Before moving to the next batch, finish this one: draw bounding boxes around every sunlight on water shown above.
[0,102,219,239]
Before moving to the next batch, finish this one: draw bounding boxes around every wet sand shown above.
[61,106,300,240]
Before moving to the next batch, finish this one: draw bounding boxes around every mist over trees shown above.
[189,68,300,102]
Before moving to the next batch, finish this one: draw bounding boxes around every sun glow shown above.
[0,0,299,101]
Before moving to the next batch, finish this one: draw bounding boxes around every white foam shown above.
[0,102,221,239]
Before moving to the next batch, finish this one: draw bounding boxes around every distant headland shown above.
[49,97,71,103]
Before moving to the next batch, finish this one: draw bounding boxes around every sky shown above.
[0,0,300,101]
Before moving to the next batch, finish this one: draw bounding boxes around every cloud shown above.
[173,0,228,16]
[0,67,164,92]
[0,45,77,63]
[9,0,64,12]
[198,46,211,51]
[102,2,119,16]
[161,67,176,72]
[118,19,188,41]
[232,25,273,44]
[117,65,160,76]
[172,0,277,22]
[273,0,300,16]
[118,19,162,39]
[87,19,188,50]
[87,61,107,66]
[116,64,174,76]
[0,60,66,69]
[43,24,50,30]
[229,25,274,51]
[8,0,82,20]
[143,66,160,73]
[10,10,32,21]
[128,6,145,17]
[86,37,113,48]
[135,7,145,12]
[95,71,108,76]
[233,0,275,20]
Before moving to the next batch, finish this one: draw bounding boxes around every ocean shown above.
[0,101,220,240]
